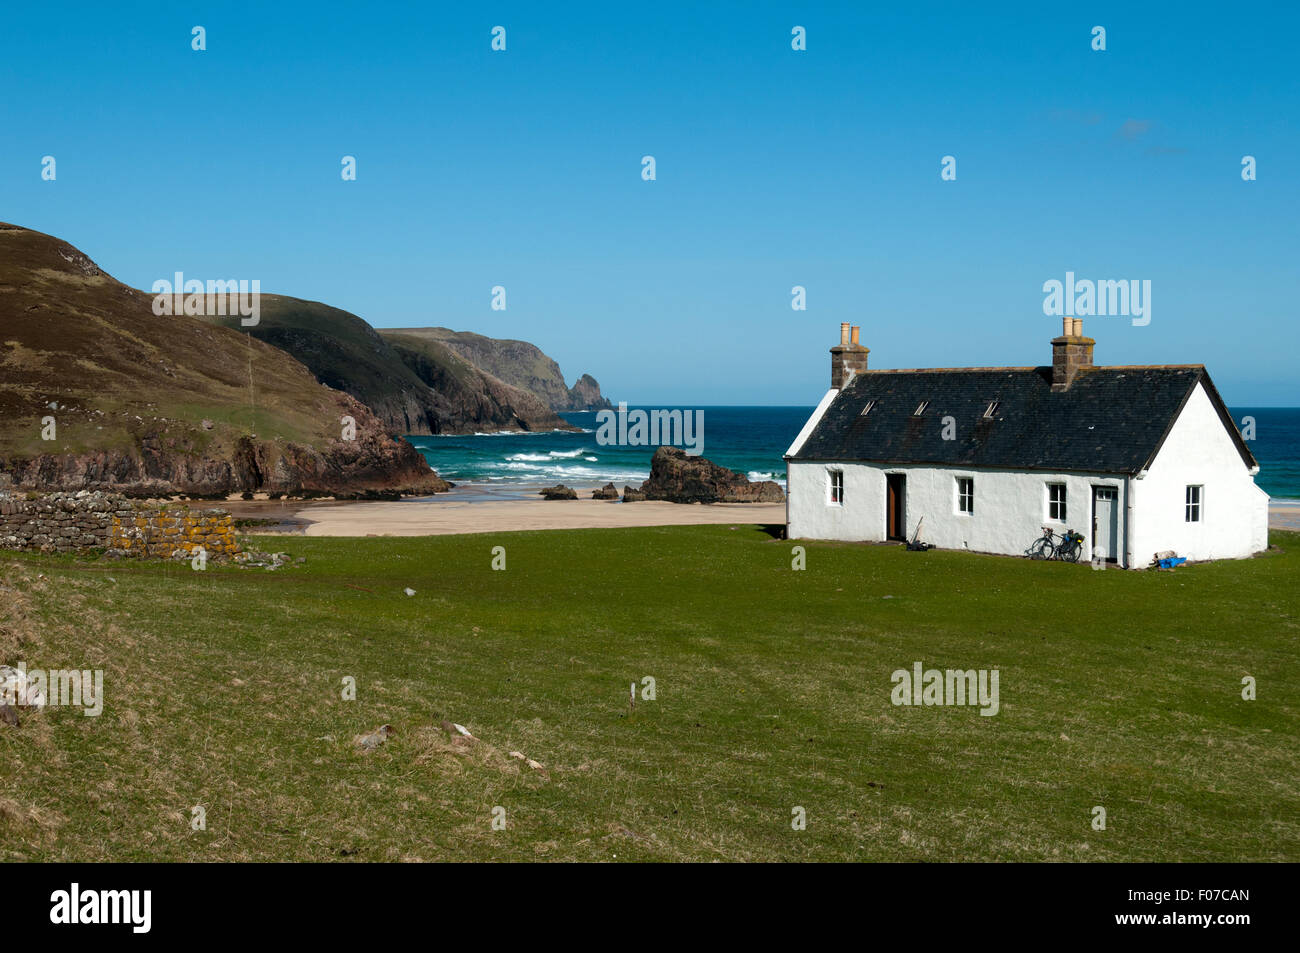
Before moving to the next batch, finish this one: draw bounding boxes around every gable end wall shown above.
[1132,381,1268,562]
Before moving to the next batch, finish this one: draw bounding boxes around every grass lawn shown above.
[2,525,1297,862]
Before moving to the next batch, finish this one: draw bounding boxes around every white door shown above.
[1092,487,1119,562]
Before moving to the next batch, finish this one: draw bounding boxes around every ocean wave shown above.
[490,462,650,483]
[413,428,577,438]
[505,449,593,462]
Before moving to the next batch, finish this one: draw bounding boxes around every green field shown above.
[2,526,1297,862]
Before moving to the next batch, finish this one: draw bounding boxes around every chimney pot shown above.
[830,324,869,388]
[1051,318,1095,391]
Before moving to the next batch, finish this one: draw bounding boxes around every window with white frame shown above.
[1186,485,1203,522]
[956,476,974,514]
[828,469,844,505]
[1048,483,1067,522]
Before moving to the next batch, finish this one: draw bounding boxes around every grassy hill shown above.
[2,526,1295,861]
[380,327,612,412]
[202,299,572,436]
[0,223,442,496]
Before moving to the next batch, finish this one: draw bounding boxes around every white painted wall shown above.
[1130,381,1269,563]
[787,460,1131,564]
[786,381,1270,566]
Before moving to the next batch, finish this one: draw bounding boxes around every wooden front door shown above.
[886,473,906,541]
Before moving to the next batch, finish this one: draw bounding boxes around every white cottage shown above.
[785,320,1269,567]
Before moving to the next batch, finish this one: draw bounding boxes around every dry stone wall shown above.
[0,490,240,558]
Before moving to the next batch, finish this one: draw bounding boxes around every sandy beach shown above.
[1271,501,1300,531]
[219,491,1300,538]
[295,496,785,536]
[213,486,785,536]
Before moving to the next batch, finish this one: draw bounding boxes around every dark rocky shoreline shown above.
[532,449,785,505]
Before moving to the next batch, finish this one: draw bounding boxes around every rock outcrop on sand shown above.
[539,484,578,500]
[592,483,619,500]
[639,447,785,504]
[622,486,646,502]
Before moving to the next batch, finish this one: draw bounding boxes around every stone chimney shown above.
[831,324,869,388]
[1050,315,1095,391]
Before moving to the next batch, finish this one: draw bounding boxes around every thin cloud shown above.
[1117,119,1153,140]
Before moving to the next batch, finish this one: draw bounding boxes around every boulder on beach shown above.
[640,447,785,504]
[592,483,619,500]
[539,484,578,500]
[622,485,646,502]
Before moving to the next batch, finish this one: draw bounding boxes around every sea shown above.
[405,406,1300,502]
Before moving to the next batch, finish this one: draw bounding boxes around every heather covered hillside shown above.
[201,297,574,436]
[0,223,443,497]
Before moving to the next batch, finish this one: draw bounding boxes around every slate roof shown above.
[788,365,1257,475]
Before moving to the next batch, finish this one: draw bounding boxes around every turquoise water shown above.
[405,406,807,490]
[1236,408,1300,500]
[405,405,1300,500]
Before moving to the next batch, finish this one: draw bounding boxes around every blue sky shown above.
[3,2,1297,405]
